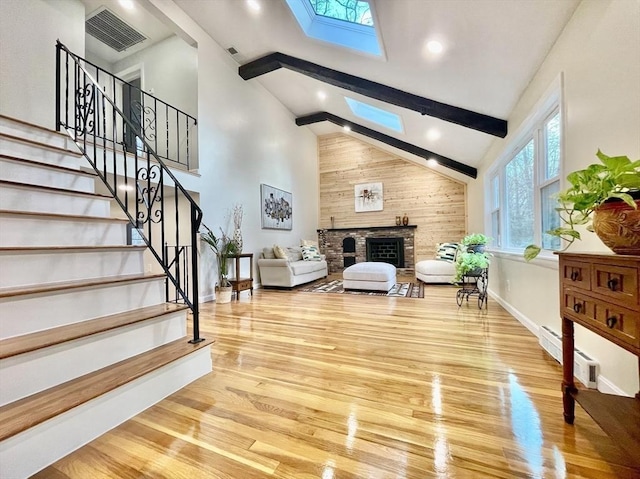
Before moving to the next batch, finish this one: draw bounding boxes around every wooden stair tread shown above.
[0,337,213,441]
[0,179,112,199]
[0,209,130,223]
[0,132,82,156]
[0,245,146,253]
[0,114,69,137]
[0,273,166,299]
[0,303,189,359]
[0,154,97,177]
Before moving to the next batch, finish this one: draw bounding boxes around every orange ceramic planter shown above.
[592,198,640,254]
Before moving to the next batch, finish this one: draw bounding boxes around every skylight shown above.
[309,0,373,26]
[345,97,403,132]
[285,0,382,56]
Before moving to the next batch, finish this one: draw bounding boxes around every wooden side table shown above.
[229,253,253,301]
[557,252,639,466]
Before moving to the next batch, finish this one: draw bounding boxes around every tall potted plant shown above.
[201,227,239,303]
[525,150,640,261]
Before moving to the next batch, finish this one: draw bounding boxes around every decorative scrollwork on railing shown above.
[131,100,156,142]
[75,84,95,135]
[136,165,163,224]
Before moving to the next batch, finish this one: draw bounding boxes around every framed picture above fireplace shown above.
[354,182,383,212]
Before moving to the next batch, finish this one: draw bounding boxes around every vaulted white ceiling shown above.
[85,0,581,180]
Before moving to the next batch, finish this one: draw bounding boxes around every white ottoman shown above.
[343,262,396,291]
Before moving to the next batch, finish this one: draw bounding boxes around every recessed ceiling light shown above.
[427,158,439,167]
[246,0,261,12]
[119,0,135,9]
[343,125,351,132]
[317,91,327,101]
[426,40,443,54]
[426,128,441,141]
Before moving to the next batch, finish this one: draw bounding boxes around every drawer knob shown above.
[606,316,618,328]
[570,271,579,281]
[607,278,618,291]
[573,303,583,314]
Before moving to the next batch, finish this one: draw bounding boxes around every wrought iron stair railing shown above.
[55,41,204,343]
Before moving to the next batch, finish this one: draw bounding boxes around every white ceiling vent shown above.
[86,8,146,52]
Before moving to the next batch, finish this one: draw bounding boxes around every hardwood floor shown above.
[35,283,639,478]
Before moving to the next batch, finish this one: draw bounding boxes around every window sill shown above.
[487,248,559,270]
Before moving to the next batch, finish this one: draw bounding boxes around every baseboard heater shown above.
[539,326,599,389]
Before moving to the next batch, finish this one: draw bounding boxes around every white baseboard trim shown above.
[597,375,632,396]
[487,289,633,397]
[200,293,215,303]
[487,288,540,338]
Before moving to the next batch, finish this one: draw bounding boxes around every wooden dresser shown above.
[557,252,639,466]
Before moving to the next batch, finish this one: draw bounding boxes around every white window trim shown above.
[484,73,565,265]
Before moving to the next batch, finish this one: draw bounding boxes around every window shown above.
[285,0,382,56]
[309,0,373,25]
[505,139,535,248]
[345,97,403,132]
[486,85,562,257]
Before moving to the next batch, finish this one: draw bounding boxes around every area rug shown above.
[299,279,424,298]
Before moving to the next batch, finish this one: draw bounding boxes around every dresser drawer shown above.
[562,290,595,322]
[592,263,638,307]
[593,302,639,349]
[561,260,591,291]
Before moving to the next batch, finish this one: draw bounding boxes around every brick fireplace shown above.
[317,226,416,274]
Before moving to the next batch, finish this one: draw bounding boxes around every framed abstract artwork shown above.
[354,182,383,212]
[261,184,293,230]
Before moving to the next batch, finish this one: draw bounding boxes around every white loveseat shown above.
[258,246,328,288]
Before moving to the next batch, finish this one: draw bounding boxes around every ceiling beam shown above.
[296,112,477,179]
[240,52,507,138]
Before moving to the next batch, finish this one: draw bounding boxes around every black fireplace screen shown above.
[366,237,404,267]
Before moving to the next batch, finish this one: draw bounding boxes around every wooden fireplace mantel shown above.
[317,225,417,232]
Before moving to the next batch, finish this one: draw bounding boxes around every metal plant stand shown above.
[456,268,489,309]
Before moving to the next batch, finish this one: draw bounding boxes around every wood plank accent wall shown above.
[318,134,467,261]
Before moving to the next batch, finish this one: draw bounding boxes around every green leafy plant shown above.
[462,233,492,246]
[201,227,239,287]
[524,150,640,261]
[454,251,490,282]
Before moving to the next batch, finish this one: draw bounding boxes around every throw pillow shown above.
[286,247,303,262]
[435,242,459,262]
[273,245,288,259]
[262,247,276,259]
[301,238,319,247]
[301,245,322,261]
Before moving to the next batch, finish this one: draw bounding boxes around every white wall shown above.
[144,0,319,301]
[469,0,640,396]
[112,35,197,118]
[0,0,85,129]
[111,35,199,169]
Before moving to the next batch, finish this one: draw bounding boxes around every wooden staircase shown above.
[0,115,212,479]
